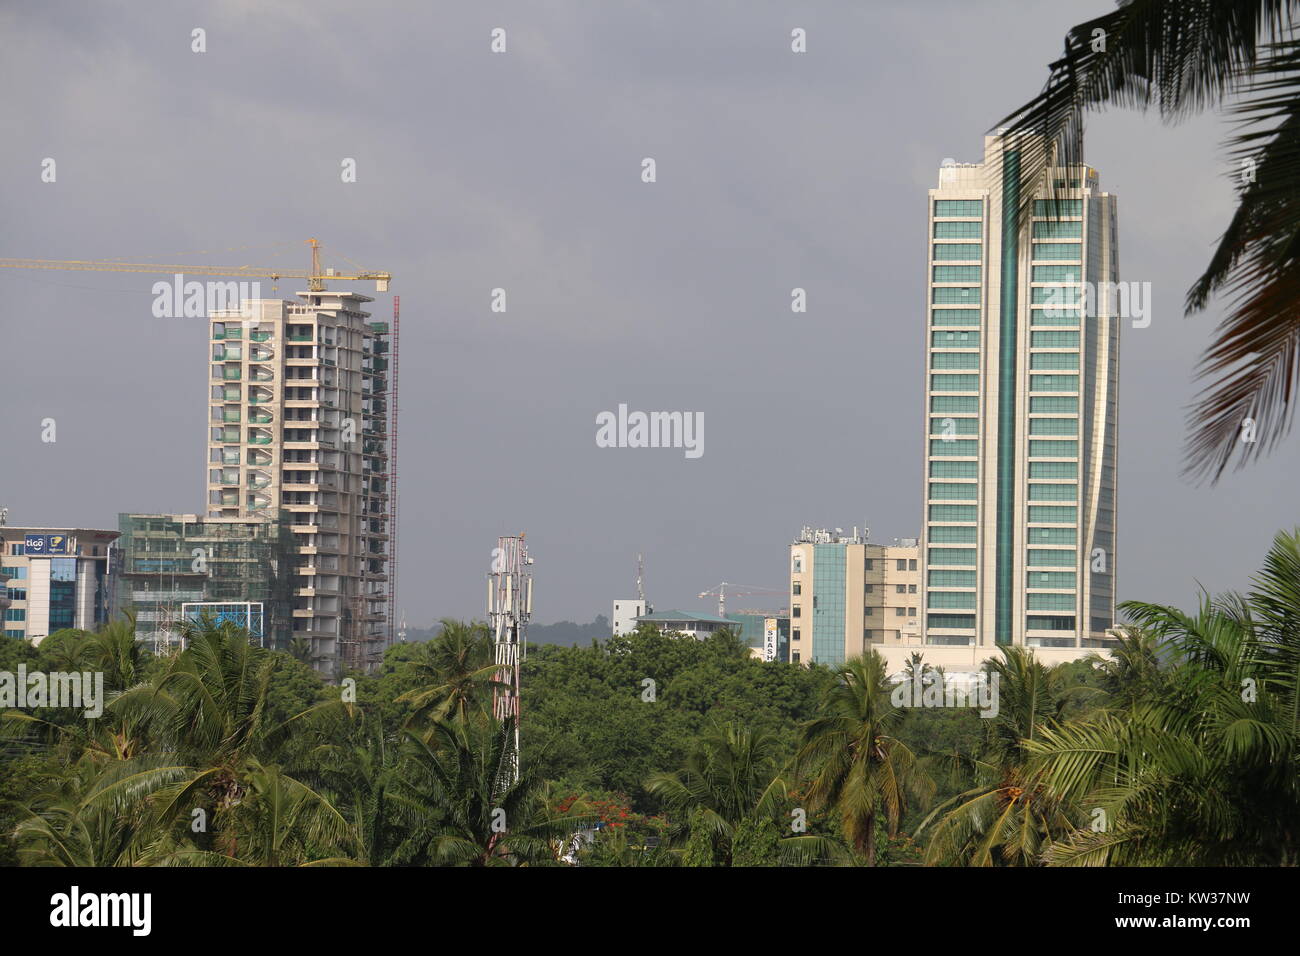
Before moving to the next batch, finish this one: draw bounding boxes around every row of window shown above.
[931,309,981,326]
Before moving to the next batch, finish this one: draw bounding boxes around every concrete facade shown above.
[206,292,390,676]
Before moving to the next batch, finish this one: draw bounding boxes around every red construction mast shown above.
[387,296,400,649]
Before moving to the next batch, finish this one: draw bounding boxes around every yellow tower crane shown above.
[0,238,391,292]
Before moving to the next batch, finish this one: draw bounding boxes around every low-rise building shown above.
[633,609,741,639]
[789,527,920,665]
[0,525,120,644]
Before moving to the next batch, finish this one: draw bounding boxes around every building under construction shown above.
[116,513,294,654]
[205,291,392,677]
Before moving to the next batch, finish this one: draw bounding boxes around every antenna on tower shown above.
[487,534,532,790]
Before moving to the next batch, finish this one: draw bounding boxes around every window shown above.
[931,352,979,370]
[1033,199,1083,216]
[1029,418,1078,436]
[929,548,976,566]
[930,504,976,522]
[929,482,976,501]
[928,613,976,629]
[928,592,976,609]
[864,584,874,593]
[1029,571,1076,588]
[908,607,917,617]
[933,243,982,260]
[929,570,976,587]
[933,287,980,305]
[931,309,981,327]
[792,628,800,641]
[931,374,979,392]
[929,526,977,543]
[1031,330,1080,348]
[934,220,982,238]
[933,265,981,283]
[1030,375,1079,393]
[865,607,874,616]
[1030,352,1079,371]
[1029,397,1079,414]
[930,439,978,457]
[895,607,905,616]
[792,652,801,663]
[1029,440,1079,458]
[1029,505,1078,523]
[934,199,983,216]
[896,559,907,571]
[792,582,801,595]
[896,584,906,594]
[4,609,26,622]
[1033,220,1082,238]
[1031,243,1082,260]
[1028,593,1076,611]
[1032,286,1080,305]
[6,588,26,601]
[864,558,874,570]
[1032,265,1081,282]
[931,395,979,414]
[1028,483,1077,501]
[864,629,873,642]
[1027,549,1075,566]
[792,605,800,618]
[931,330,979,347]
[909,583,917,593]
[930,460,978,478]
[1027,615,1075,631]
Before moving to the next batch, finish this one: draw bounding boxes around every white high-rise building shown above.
[915,135,1120,668]
[206,291,391,676]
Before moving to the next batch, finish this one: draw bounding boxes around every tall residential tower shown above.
[207,291,391,676]
[918,135,1120,667]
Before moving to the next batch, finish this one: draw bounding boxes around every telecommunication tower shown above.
[487,534,533,786]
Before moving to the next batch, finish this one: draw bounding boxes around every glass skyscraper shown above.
[920,134,1120,654]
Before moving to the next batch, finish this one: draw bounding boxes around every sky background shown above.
[2,0,1295,629]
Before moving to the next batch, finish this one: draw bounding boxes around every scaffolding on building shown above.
[117,513,295,655]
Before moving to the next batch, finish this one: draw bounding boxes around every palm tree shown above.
[648,720,835,866]
[84,616,149,692]
[388,717,574,866]
[796,651,932,865]
[998,1,1300,481]
[916,647,1079,866]
[1028,529,1300,865]
[396,619,498,726]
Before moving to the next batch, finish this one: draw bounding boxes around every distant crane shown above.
[698,582,785,618]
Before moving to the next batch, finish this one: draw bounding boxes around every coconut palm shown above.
[396,619,499,726]
[1028,529,1300,865]
[796,651,933,865]
[916,647,1079,866]
[387,716,574,866]
[998,1,1300,481]
[648,720,837,866]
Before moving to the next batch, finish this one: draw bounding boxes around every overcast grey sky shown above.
[2,0,1295,628]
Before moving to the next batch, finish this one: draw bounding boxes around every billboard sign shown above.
[763,617,779,662]
[23,534,69,555]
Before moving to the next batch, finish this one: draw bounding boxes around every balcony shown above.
[222,409,241,423]
[247,428,273,445]
[222,368,242,381]
[250,331,272,342]
[250,366,274,383]
[249,409,273,424]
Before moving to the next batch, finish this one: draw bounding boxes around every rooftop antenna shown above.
[0,508,7,526]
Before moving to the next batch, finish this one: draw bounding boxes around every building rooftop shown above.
[636,609,741,626]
